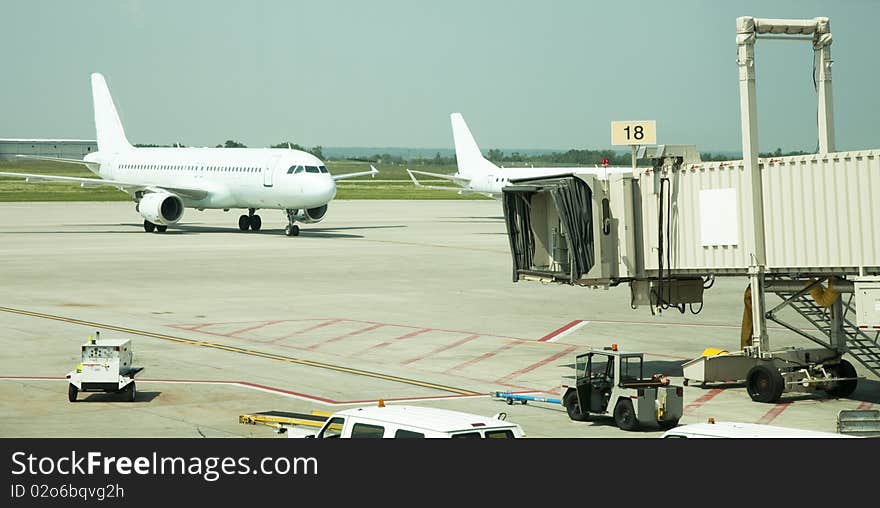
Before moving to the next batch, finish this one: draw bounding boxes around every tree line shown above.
[134,142,812,166]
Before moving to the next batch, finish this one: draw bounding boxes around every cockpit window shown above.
[305,166,320,174]
[287,165,305,174]
[318,166,329,174]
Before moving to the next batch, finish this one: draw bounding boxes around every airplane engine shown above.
[138,192,184,225]
[294,205,328,224]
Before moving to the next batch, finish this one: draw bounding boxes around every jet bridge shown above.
[501,16,880,402]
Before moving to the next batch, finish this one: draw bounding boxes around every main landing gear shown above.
[238,208,262,231]
[284,209,300,237]
[143,220,167,233]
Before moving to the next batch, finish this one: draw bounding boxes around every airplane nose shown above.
[323,176,336,201]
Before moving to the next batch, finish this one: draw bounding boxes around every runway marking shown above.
[225,320,284,337]
[353,328,433,356]
[0,306,479,396]
[495,346,578,384]
[444,340,520,373]
[389,328,433,342]
[539,320,588,342]
[267,319,343,343]
[0,376,495,406]
[757,403,792,424]
[306,323,385,350]
[400,334,481,366]
[683,388,724,415]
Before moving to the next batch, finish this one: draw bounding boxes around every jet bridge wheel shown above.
[825,359,858,399]
[238,215,250,231]
[143,220,156,232]
[746,363,785,403]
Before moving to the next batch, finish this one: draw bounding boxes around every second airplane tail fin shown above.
[91,73,132,152]
[450,113,497,179]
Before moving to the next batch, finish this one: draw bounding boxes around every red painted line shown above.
[389,328,432,341]
[306,323,385,350]
[538,320,584,342]
[170,322,221,332]
[757,403,791,424]
[223,320,283,338]
[401,334,481,366]
[0,375,64,381]
[268,319,342,343]
[356,342,392,355]
[444,340,520,373]
[857,401,874,410]
[683,388,724,415]
[354,329,432,356]
[233,381,338,403]
[329,318,525,341]
[496,346,578,384]
[0,376,487,406]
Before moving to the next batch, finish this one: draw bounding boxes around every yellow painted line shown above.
[0,306,478,396]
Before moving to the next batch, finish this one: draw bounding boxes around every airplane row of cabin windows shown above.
[287,165,329,174]
[118,163,261,173]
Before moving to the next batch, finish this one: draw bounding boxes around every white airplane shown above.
[0,73,378,236]
[407,113,631,198]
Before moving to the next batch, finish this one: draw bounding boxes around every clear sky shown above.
[2,0,879,152]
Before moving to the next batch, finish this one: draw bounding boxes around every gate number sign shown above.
[611,120,656,145]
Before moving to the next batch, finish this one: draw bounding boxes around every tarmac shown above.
[0,200,877,437]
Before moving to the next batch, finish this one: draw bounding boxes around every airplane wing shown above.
[16,154,102,172]
[0,171,209,201]
[332,165,379,181]
[406,169,473,191]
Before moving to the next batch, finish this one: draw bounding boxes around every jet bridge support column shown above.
[736,16,837,354]
[813,18,835,153]
[736,17,769,353]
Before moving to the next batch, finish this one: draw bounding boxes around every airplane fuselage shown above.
[86,147,336,210]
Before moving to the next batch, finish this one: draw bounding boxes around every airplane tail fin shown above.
[450,113,497,178]
[91,73,132,152]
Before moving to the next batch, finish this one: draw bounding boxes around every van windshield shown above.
[317,417,345,439]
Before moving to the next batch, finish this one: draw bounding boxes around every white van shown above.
[661,421,857,438]
[293,405,525,439]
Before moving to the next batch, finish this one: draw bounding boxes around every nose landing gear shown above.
[284,209,300,237]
